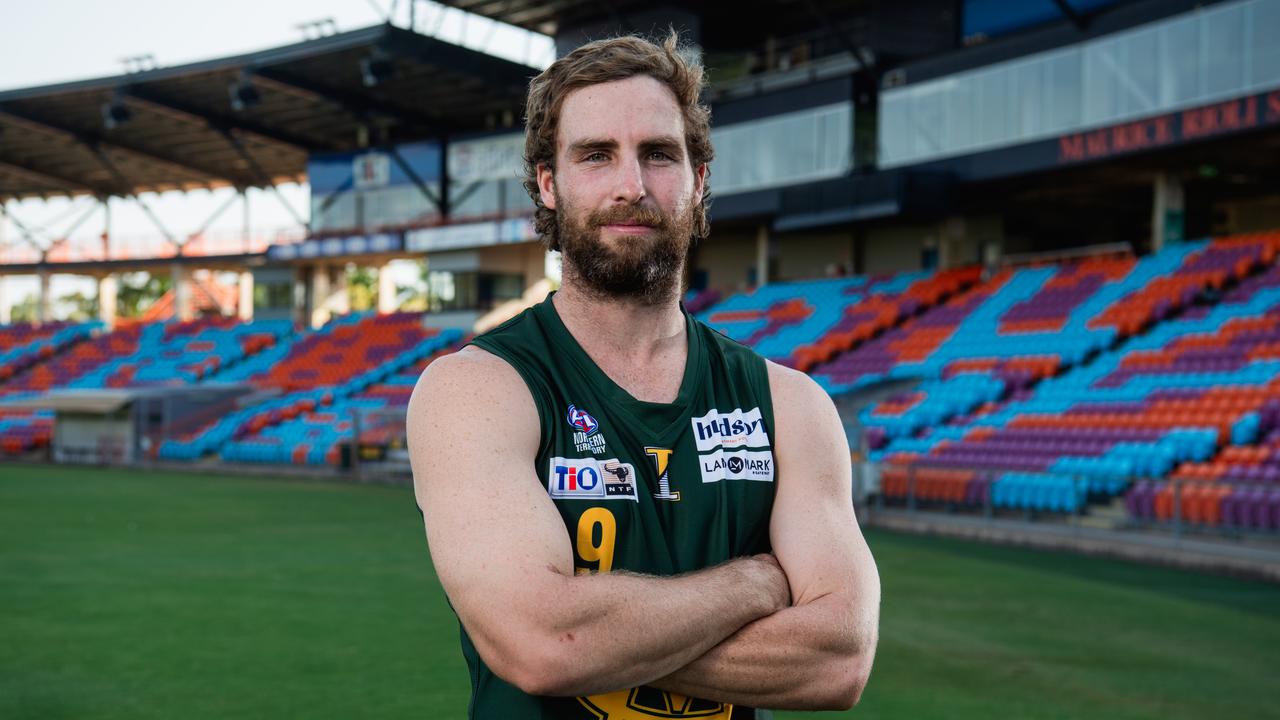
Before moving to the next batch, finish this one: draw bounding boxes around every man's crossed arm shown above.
[652,363,880,710]
[408,349,879,708]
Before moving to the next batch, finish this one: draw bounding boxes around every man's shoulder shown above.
[765,360,835,421]
[409,346,532,419]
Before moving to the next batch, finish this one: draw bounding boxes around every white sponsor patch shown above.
[698,449,775,483]
[690,407,770,452]
[547,457,638,501]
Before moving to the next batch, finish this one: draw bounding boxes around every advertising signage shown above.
[267,232,404,261]
[1057,89,1280,165]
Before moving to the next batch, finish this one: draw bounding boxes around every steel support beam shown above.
[256,67,455,134]
[0,158,116,195]
[1052,0,1089,31]
[219,129,308,229]
[123,86,327,151]
[0,106,248,186]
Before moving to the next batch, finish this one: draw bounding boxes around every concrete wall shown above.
[693,231,757,293]
[862,225,928,275]
[861,214,1004,274]
[1219,195,1280,236]
[774,231,854,281]
[476,242,546,288]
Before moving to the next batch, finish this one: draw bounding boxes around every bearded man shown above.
[407,31,880,720]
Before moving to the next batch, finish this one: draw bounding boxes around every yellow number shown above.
[576,508,616,574]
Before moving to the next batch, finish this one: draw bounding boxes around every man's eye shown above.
[584,152,608,162]
[649,151,674,162]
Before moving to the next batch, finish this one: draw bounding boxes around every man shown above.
[408,32,880,719]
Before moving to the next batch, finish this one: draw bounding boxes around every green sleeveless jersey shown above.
[463,293,777,720]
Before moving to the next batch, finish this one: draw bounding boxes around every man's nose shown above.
[612,156,646,204]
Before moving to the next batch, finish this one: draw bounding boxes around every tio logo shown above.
[555,464,599,492]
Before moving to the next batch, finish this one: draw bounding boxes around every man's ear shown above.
[693,162,707,203]
[537,163,556,210]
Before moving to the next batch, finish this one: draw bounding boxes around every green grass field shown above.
[2,464,1277,719]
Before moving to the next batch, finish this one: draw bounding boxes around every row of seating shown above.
[1126,480,1280,530]
[878,466,1087,513]
[0,317,296,455]
[866,234,1280,481]
[156,313,461,463]
[0,321,102,382]
[697,269,979,371]
[217,325,463,465]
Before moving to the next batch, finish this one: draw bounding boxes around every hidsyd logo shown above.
[690,408,770,452]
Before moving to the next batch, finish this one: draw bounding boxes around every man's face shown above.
[538,75,706,305]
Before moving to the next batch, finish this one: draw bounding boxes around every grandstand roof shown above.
[439,0,867,42]
[0,24,536,201]
[437,0,955,61]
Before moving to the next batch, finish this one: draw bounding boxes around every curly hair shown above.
[523,30,714,252]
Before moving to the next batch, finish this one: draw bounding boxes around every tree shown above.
[10,293,38,323]
[116,272,171,319]
[347,265,378,312]
[57,290,97,321]
[396,259,429,311]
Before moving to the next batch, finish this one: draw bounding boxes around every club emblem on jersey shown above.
[579,687,729,718]
[567,404,599,435]
[645,447,681,501]
[568,404,608,454]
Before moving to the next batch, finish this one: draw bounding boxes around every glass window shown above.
[1084,38,1121,124]
[1253,0,1280,87]
[425,270,525,311]
[1119,29,1159,117]
[1204,4,1247,97]
[911,87,945,158]
[253,280,293,310]
[1014,61,1044,140]
[712,103,854,195]
[878,94,913,164]
[311,193,357,233]
[1045,50,1083,133]
[976,69,1010,146]
[446,133,526,221]
[1160,15,1201,105]
[946,76,977,151]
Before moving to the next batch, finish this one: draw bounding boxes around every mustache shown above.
[587,204,668,229]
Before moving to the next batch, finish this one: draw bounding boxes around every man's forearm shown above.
[502,554,788,697]
[650,592,877,710]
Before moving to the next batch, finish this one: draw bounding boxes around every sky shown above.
[0,0,554,317]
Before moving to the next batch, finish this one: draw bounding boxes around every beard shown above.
[554,190,694,307]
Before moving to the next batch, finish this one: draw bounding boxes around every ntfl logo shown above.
[566,404,599,436]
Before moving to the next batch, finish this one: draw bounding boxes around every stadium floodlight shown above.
[228,74,262,112]
[101,96,132,130]
[360,51,393,88]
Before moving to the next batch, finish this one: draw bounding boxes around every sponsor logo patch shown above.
[691,407,770,452]
[548,457,638,501]
[698,449,775,484]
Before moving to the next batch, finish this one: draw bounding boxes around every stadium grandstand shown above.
[4,0,1280,571]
